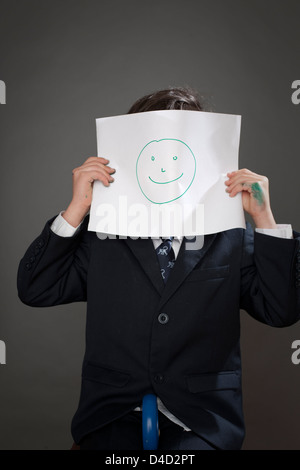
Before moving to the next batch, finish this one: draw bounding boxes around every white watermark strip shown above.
[0,340,6,365]
[94,197,205,249]
[291,340,300,365]
[0,80,6,104]
[291,80,300,105]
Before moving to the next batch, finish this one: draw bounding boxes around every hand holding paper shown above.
[225,168,277,228]
[63,156,116,228]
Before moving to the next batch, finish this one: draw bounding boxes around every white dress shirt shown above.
[50,212,293,430]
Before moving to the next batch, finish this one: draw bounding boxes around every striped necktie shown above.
[155,237,175,283]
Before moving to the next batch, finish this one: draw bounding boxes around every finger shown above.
[92,170,115,184]
[98,157,111,165]
[81,163,116,174]
[84,156,110,165]
[72,166,115,187]
[73,163,116,176]
[226,169,262,185]
[226,170,238,177]
[228,182,265,203]
[225,170,249,186]
[79,160,115,171]
[87,171,115,187]
[226,183,251,198]
[227,168,257,177]
[225,172,233,186]
[226,173,263,190]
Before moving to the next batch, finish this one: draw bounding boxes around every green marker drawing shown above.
[251,182,264,206]
[136,138,196,204]
[149,173,184,184]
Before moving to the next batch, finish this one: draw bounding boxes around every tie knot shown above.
[156,238,173,257]
[161,237,173,243]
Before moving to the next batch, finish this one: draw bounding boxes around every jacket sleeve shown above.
[240,223,300,327]
[17,215,90,307]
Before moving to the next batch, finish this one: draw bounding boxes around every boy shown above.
[17,87,300,450]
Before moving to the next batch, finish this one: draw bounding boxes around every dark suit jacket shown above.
[17,216,300,449]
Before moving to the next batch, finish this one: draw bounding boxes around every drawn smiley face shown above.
[136,138,196,204]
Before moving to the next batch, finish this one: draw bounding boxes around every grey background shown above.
[0,0,299,450]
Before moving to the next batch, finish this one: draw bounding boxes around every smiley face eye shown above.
[173,156,178,160]
[151,156,155,161]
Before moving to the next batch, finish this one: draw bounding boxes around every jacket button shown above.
[37,239,44,248]
[158,313,169,324]
[154,374,165,384]
[25,263,32,270]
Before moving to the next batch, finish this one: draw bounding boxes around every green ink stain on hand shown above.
[251,182,264,206]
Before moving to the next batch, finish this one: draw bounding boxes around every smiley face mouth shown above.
[148,173,183,184]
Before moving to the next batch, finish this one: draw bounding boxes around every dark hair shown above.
[127,87,205,114]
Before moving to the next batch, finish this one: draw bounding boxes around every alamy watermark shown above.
[291,340,300,365]
[94,197,205,250]
[291,80,300,105]
[0,80,6,104]
[0,340,6,365]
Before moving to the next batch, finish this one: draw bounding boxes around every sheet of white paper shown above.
[88,110,245,237]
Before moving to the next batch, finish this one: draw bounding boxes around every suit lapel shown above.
[124,237,165,295]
